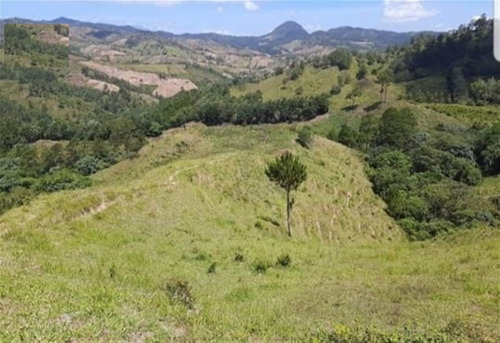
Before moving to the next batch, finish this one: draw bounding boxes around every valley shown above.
[0,8,499,342]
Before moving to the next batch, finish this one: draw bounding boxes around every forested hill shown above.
[392,15,499,81]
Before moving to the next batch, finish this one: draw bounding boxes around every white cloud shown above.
[216,6,224,13]
[115,0,259,11]
[243,1,259,11]
[383,0,438,22]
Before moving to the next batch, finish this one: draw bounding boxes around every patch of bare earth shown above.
[82,45,126,62]
[67,73,120,93]
[79,61,197,98]
[37,26,69,46]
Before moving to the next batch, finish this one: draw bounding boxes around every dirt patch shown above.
[80,201,114,219]
[307,113,329,123]
[79,61,197,98]
[67,73,120,93]
[248,56,274,69]
[37,25,69,46]
[82,45,126,62]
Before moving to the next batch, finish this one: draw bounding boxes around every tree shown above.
[265,152,307,237]
[377,69,393,102]
[377,107,417,149]
[337,124,358,148]
[346,86,362,107]
[356,60,368,80]
[446,67,468,103]
[327,48,352,70]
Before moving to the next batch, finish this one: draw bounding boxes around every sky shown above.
[0,1,494,36]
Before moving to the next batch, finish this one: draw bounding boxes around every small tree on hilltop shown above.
[265,152,307,237]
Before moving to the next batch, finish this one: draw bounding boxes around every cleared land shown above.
[79,61,197,98]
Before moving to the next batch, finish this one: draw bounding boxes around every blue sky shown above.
[0,1,493,35]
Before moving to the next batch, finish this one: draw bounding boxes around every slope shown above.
[1,123,499,341]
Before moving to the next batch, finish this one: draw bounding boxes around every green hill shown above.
[1,123,499,341]
[231,63,406,111]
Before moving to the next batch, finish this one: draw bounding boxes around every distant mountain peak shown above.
[51,17,82,24]
[263,21,309,44]
[271,21,308,36]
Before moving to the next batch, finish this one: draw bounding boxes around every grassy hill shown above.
[1,122,498,341]
[231,63,406,111]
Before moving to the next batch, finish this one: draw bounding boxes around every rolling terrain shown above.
[0,14,498,342]
[1,123,498,341]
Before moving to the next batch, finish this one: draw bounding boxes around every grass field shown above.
[231,63,406,113]
[0,123,498,341]
[424,103,500,127]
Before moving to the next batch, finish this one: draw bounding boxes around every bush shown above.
[330,85,342,95]
[337,124,358,148]
[234,253,244,262]
[276,254,291,267]
[75,155,107,176]
[297,126,313,148]
[253,260,270,274]
[207,262,216,274]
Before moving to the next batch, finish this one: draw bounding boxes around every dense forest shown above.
[335,108,499,240]
[389,15,500,104]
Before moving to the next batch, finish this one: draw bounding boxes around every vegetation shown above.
[0,123,497,341]
[391,15,500,104]
[4,24,69,67]
[329,107,498,240]
[265,152,308,236]
[148,86,329,128]
[0,14,498,341]
[0,63,328,215]
[297,126,313,148]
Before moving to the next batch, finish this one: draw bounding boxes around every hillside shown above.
[231,62,406,111]
[0,11,499,341]
[1,123,499,341]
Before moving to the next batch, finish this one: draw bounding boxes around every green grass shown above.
[424,103,500,127]
[231,66,341,100]
[231,63,406,113]
[0,123,498,341]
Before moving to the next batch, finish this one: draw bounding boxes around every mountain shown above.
[261,21,310,44]
[310,26,428,49]
[0,17,436,54]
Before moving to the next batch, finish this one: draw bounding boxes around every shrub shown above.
[234,253,244,262]
[297,126,313,148]
[276,254,292,267]
[326,129,337,141]
[253,260,270,274]
[330,85,342,95]
[207,262,216,274]
[337,124,358,148]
